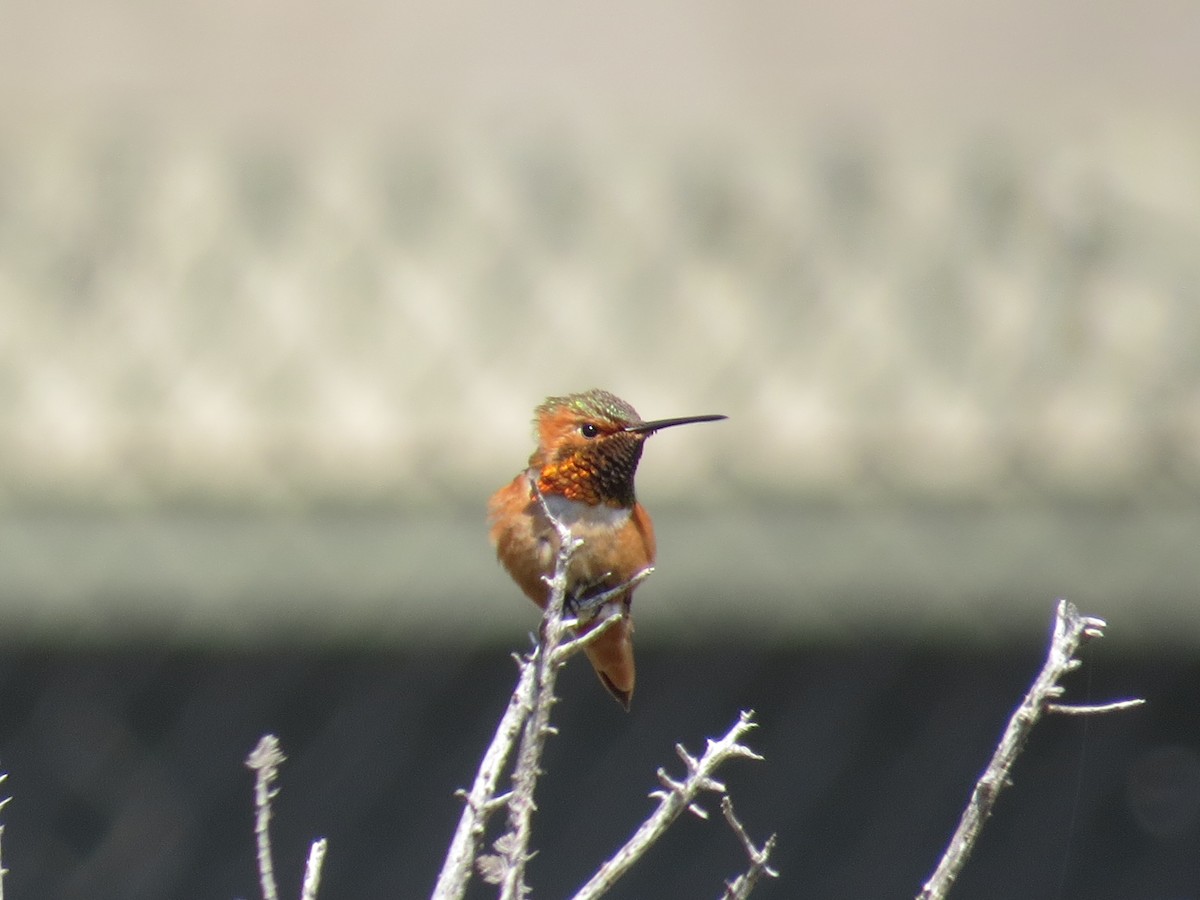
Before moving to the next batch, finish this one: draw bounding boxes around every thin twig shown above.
[246,735,286,900]
[916,599,1145,900]
[300,838,328,900]
[1047,699,1146,715]
[571,711,764,900]
[430,656,537,900]
[718,796,778,900]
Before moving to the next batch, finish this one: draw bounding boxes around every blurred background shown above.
[1,0,1199,897]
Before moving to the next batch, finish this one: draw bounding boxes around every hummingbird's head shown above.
[529,389,726,508]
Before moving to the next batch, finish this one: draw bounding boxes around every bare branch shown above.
[571,711,764,900]
[916,599,1145,900]
[496,486,580,900]
[436,485,656,899]
[300,838,328,900]
[718,796,778,900]
[440,477,774,899]
[246,735,287,900]
[430,657,537,900]
[245,736,327,900]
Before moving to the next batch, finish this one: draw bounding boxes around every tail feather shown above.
[582,613,635,710]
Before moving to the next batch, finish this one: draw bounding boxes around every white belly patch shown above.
[539,489,632,530]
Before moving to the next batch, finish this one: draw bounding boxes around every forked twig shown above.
[916,599,1145,900]
[430,657,537,900]
[438,480,775,899]
[718,796,779,900]
[438,484,653,900]
[571,711,764,900]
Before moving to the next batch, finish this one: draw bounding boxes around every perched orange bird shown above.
[488,389,726,709]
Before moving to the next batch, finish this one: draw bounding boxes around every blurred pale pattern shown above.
[2,125,1199,506]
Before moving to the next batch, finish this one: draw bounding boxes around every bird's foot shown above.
[568,567,655,619]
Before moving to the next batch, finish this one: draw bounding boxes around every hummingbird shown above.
[488,389,726,709]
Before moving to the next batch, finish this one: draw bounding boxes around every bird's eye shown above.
[579,422,600,438]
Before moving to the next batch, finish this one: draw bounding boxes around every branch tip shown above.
[245,734,286,773]
[300,838,328,900]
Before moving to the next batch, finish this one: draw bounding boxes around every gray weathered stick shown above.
[718,796,778,900]
[246,735,286,900]
[496,490,581,900]
[571,711,764,900]
[430,656,536,900]
[300,838,328,900]
[916,599,1145,900]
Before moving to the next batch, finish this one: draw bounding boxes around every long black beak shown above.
[624,413,727,435]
